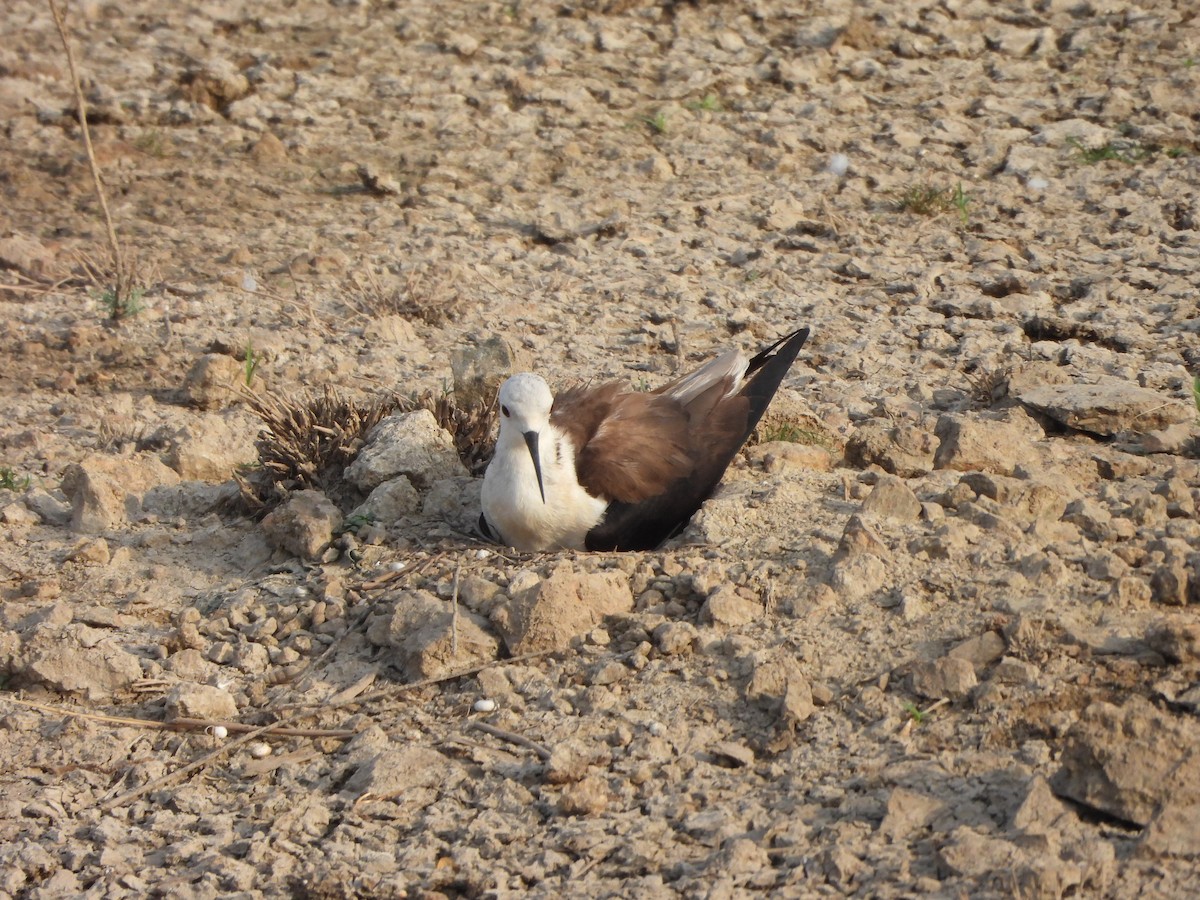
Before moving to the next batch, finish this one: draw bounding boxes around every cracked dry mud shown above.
[2,0,1200,897]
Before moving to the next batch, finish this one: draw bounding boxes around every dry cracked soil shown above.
[2,0,1200,897]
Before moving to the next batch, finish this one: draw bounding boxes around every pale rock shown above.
[423,475,483,533]
[67,537,110,566]
[1053,698,1198,827]
[165,414,258,481]
[937,826,1020,878]
[1107,576,1151,608]
[947,631,1006,674]
[829,514,892,599]
[557,774,611,816]
[163,648,216,680]
[878,787,944,841]
[744,650,814,725]
[164,683,239,721]
[1,503,38,527]
[934,409,1042,476]
[911,656,977,700]
[23,644,143,700]
[1146,616,1200,663]
[492,564,634,655]
[343,746,464,800]
[844,421,937,477]
[1150,558,1191,606]
[1010,775,1070,832]
[261,490,342,560]
[1015,376,1193,437]
[860,474,921,521]
[348,477,421,525]
[362,314,417,345]
[22,488,71,526]
[60,455,181,533]
[700,585,762,629]
[451,334,526,409]
[1140,422,1196,455]
[654,621,699,655]
[182,354,245,410]
[545,738,611,784]
[755,441,835,474]
[345,410,465,492]
[381,590,500,679]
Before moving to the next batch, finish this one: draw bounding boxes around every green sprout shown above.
[952,181,971,226]
[98,286,144,320]
[644,111,668,134]
[902,701,926,724]
[686,94,723,113]
[0,467,31,491]
[244,340,260,386]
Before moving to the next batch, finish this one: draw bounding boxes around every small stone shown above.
[67,537,110,566]
[451,335,525,410]
[934,410,1041,476]
[491,564,634,655]
[1016,377,1193,437]
[590,661,627,686]
[1146,616,1200,663]
[700,586,762,629]
[182,354,245,410]
[557,774,610,816]
[844,421,937,477]
[165,415,258,481]
[348,477,421,525]
[164,683,238,721]
[653,621,698,655]
[345,410,466,492]
[910,656,977,700]
[546,738,610,784]
[860,474,922,521]
[260,490,342,560]
[947,631,1006,674]
[878,787,944,840]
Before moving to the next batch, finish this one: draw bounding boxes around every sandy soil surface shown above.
[2,0,1200,897]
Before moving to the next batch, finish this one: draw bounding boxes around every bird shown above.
[479,326,810,552]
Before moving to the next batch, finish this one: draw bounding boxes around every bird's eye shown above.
[501,405,510,417]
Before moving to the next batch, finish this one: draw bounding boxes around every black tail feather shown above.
[738,326,810,444]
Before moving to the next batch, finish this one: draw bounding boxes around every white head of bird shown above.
[496,373,554,502]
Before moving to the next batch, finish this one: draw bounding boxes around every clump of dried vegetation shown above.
[236,385,496,514]
[347,266,463,326]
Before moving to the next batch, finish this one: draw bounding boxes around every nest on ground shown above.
[236,385,496,516]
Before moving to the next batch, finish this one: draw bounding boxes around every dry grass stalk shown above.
[349,265,463,326]
[47,0,139,318]
[964,363,1012,406]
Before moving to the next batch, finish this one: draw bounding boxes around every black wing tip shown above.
[747,326,810,375]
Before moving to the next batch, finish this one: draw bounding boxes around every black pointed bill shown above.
[523,430,546,503]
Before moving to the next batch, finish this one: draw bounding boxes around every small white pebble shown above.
[473,698,497,713]
[828,153,850,177]
[207,725,228,740]
[249,742,272,759]
[1027,175,1049,191]
[474,549,491,560]
[390,561,407,572]
[648,721,666,737]
[241,270,258,292]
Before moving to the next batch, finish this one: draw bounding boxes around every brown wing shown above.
[552,384,694,504]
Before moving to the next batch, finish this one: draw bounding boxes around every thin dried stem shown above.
[47,0,132,311]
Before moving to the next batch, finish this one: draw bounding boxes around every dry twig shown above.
[47,0,137,315]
